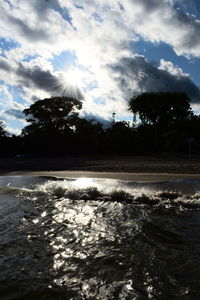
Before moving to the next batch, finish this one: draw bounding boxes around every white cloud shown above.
[0,84,13,103]
[1,0,200,60]
[159,59,189,78]
[5,126,22,136]
[0,0,75,57]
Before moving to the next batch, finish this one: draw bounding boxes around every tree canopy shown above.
[129,92,193,126]
[22,96,82,135]
[0,121,7,137]
[1,92,200,157]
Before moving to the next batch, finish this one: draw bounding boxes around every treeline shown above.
[1,92,200,157]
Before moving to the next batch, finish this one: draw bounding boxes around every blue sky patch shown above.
[74,4,84,10]
[22,54,39,62]
[0,38,20,57]
[172,1,200,18]
[133,39,200,86]
[51,50,77,71]
[92,13,104,23]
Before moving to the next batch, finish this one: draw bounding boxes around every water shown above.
[1,176,200,299]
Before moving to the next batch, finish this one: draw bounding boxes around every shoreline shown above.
[1,170,200,182]
[1,155,200,182]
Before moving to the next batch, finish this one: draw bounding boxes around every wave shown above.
[1,176,200,298]
[1,176,200,209]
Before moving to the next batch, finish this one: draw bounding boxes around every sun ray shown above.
[57,68,85,99]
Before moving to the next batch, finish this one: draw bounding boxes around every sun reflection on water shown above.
[49,197,117,277]
[33,177,156,296]
[73,178,101,189]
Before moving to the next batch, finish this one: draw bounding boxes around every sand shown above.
[1,155,200,181]
[1,170,200,182]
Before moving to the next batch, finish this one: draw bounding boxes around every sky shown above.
[0,0,200,134]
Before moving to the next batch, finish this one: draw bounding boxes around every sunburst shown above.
[57,68,85,100]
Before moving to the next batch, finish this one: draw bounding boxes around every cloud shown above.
[16,63,84,99]
[0,84,13,104]
[62,0,200,59]
[80,112,112,128]
[109,55,200,102]
[0,0,75,57]
[1,0,200,60]
[4,108,25,120]
[9,16,51,42]
[7,127,21,136]
[0,57,12,71]
[116,0,200,58]
[0,56,84,100]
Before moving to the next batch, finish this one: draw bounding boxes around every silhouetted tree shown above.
[129,92,192,127]
[0,121,7,137]
[104,121,138,154]
[129,92,193,153]
[22,96,82,154]
[0,121,18,157]
[7,91,198,157]
[23,96,82,133]
[73,118,104,153]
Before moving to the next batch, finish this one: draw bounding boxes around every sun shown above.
[59,68,85,90]
[57,68,85,99]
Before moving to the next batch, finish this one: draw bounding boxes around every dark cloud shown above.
[16,63,84,99]
[175,9,200,49]
[137,0,164,13]
[7,15,51,42]
[16,63,59,90]
[109,55,200,103]
[0,57,12,71]
[32,0,61,16]
[32,0,72,22]
[0,55,84,99]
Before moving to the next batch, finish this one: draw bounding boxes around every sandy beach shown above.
[1,155,200,181]
[1,170,200,182]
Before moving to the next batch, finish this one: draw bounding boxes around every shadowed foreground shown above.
[1,155,200,175]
